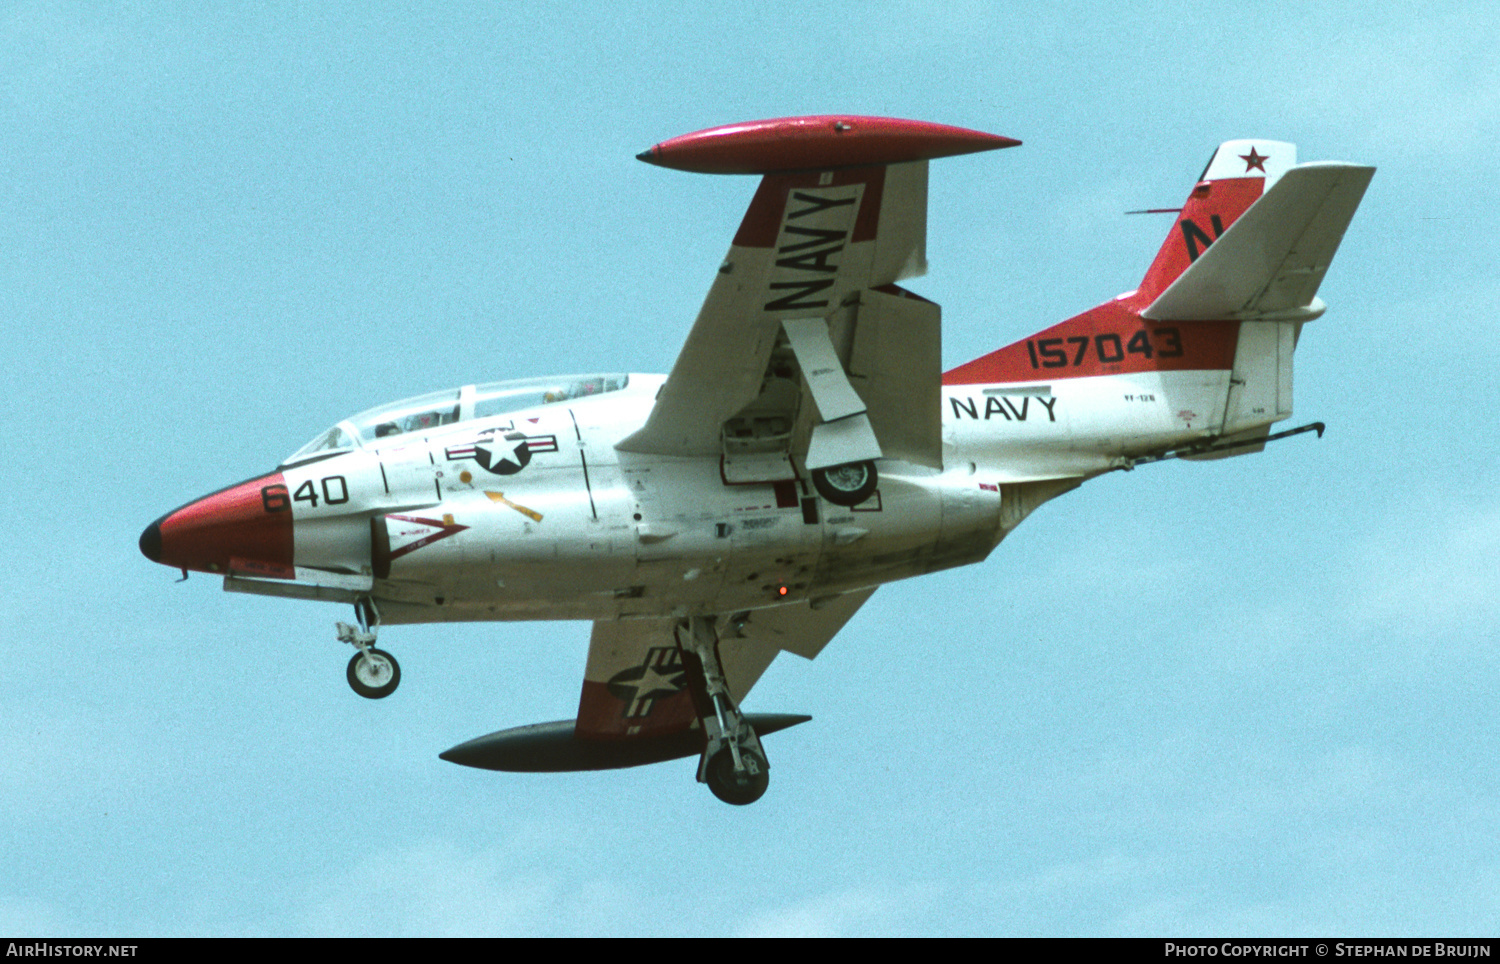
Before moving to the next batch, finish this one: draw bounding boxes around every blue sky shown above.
[4,0,1498,936]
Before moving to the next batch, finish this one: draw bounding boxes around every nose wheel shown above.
[346,647,401,699]
[337,596,401,699]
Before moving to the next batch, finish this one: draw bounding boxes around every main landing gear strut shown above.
[680,615,770,805]
[337,596,401,699]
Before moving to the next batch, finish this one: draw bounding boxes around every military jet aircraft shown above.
[140,116,1373,804]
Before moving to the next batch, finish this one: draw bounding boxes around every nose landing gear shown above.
[346,646,401,699]
[337,596,401,699]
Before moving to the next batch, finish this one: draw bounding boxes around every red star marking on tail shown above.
[1240,147,1268,172]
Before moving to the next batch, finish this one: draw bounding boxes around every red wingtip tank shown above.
[636,115,1019,175]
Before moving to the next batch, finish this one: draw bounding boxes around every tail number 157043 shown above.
[1025,327,1184,369]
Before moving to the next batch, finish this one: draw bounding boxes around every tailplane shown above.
[1135,140,1299,305]
[1143,158,1374,322]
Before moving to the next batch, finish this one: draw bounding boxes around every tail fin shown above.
[943,140,1373,405]
[1144,159,1375,321]
[1135,140,1298,305]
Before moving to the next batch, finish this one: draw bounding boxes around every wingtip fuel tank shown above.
[440,713,813,772]
[636,115,1019,175]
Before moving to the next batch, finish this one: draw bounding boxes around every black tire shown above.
[705,746,769,806]
[812,461,878,507]
[347,648,401,699]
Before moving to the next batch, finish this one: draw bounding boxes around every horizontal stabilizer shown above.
[1144,162,1375,321]
[438,713,812,772]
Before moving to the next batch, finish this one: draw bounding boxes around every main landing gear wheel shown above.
[705,746,769,806]
[347,648,401,699]
[812,460,878,507]
[680,615,775,805]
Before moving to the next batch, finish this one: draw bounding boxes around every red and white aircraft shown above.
[140,116,1372,804]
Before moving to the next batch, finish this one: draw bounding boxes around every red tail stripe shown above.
[943,301,1238,385]
[1136,177,1264,304]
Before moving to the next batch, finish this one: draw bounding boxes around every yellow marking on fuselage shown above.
[485,491,543,523]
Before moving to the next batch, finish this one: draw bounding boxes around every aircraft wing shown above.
[617,116,1018,475]
[574,588,876,743]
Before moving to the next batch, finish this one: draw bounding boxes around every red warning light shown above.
[777,586,788,596]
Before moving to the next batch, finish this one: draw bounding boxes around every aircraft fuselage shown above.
[144,358,1245,629]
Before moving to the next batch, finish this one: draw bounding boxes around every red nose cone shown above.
[143,472,294,574]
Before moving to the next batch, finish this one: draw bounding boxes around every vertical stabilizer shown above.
[1134,140,1296,304]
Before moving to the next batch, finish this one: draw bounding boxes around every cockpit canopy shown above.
[283,374,629,466]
